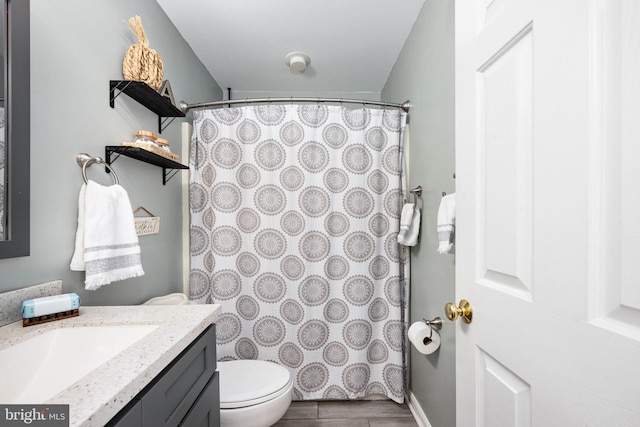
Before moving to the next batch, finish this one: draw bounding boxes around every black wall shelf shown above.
[105,146,188,185]
[109,80,185,133]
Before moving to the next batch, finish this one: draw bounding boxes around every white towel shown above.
[397,203,414,244]
[437,193,456,254]
[70,180,144,290]
[398,203,421,246]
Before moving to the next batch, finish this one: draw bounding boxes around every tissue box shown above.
[22,293,81,319]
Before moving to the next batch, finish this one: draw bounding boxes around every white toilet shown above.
[143,293,293,427]
[218,359,293,427]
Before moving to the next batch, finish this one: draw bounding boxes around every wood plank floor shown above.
[272,400,419,427]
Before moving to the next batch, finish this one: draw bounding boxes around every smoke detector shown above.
[285,52,310,74]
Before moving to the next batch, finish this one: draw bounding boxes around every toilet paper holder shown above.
[422,316,443,331]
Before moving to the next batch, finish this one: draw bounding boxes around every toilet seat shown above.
[218,360,293,409]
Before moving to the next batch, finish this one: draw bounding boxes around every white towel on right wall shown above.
[398,202,421,247]
[437,193,456,254]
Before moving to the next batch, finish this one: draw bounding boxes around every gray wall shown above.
[382,1,455,426]
[0,0,222,305]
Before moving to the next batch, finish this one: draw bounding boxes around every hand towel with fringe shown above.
[70,180,144,290]
[437,193,456,254]
[398,202,421,246]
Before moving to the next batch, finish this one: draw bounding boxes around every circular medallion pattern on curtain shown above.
[190,105,408,403]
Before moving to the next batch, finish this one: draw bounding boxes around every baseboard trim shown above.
[407,390,433,427]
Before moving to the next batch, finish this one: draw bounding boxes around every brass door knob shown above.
[445,299,473,323]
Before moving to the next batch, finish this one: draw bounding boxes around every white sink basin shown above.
[0,324,158,404]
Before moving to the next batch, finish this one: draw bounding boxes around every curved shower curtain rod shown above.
[179,97,411,113]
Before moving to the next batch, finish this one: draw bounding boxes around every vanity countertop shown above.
[0,304,221,427]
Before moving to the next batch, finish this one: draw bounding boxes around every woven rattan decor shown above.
[122,16,164,90]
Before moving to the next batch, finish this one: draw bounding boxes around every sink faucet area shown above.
[0,299,221,427]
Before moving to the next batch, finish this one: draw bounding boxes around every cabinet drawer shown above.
[180,371,220,427]
[141,325,217,427]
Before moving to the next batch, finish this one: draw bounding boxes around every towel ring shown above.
[409,185,422,204]
[76,153,119,185]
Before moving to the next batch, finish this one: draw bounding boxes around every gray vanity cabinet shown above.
[107,324,219,427]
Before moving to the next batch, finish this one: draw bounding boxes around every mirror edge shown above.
[0,0,30,258]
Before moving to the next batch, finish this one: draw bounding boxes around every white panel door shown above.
[455,0,640,425]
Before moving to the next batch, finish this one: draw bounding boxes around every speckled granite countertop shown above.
[0,304,221,427]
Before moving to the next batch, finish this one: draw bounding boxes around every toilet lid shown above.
[218,360,292,409]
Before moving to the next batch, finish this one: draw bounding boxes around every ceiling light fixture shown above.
[285,52,310,74]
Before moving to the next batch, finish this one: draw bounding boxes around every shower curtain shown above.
[189,104,409,403]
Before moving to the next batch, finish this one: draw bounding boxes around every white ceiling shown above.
[156,0,425,95]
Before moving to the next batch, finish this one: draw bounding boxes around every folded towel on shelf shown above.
[437,193,456,254]
[398,202,421,247]
[70,180,144,290]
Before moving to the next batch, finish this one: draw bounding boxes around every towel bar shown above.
[408,185,423,212]
[76,153,119,185]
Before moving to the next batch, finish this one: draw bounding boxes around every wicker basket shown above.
[122,16,164,90]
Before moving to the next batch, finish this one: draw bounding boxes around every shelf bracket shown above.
[163,168,181,185]
[109,81,133,108]
[104,147,123,174]
[159,116,178,134]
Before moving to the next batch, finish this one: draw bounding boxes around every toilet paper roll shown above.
[408,321,441,355]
